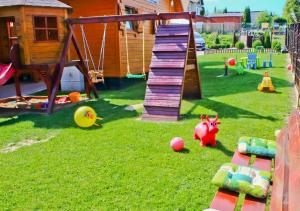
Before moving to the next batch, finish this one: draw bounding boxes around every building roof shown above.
[206,13,243,18]
[0,0,71,9]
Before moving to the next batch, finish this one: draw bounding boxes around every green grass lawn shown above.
[0,53,293,210]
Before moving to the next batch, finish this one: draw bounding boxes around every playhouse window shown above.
[125,6,137,30]
[34,16,58,41]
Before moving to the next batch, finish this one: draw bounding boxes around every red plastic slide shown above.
[0,63,15,86]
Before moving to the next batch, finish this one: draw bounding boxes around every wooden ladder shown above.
[142,23,201,121]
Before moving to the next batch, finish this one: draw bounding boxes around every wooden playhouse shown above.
[0,0,71,69]
[0,1,98,114]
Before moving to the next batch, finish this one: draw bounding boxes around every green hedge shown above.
[272,40,282,52]
[235,41,245,49]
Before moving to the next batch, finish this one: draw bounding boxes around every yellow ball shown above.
[74,106,97,128]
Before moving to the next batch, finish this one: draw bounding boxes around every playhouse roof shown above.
[0,0,71,9]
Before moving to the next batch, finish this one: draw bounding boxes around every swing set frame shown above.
[47,12,195,114]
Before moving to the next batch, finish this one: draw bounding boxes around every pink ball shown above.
[288,64,293,71]
[170,137,184,152]
[228,58,236,66]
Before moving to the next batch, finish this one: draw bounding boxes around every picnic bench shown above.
[209,109,300,211]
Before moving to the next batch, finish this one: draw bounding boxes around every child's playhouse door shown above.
[0,17,17,63]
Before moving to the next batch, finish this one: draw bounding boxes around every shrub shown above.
[252,40,263,49]
[272,40,282,52]
[215,36,221,44]
[264,32,272,48]
[235,41,245,49]
[223,42,231,48]
[210,44,221,49]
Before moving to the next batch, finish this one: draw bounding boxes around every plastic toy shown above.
[55,96,68,104]
[247,53,257,70]
[170,137,184,152]
[69,92,81,103]
[228,58,236,66]
[263,53,273,68]
[194,114,221,147]
[288,64,293,71]
[258,72,275,92]
[74,106,103,127]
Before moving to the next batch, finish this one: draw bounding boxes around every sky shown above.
[204,0,286,15]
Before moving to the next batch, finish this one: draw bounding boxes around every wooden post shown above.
[14,72,21,97]
[47,30,73,114]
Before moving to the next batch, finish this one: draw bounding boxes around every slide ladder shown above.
[142,24,201,121]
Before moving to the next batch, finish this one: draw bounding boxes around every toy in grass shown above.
[68,92,81,103]
[228,58,236,66]
[258,72,275,92]
[74,106,103,127]
[170,137,184,152]
[288,64,293,71]
[194,114,221,147]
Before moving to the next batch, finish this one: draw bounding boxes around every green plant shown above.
[243,7,251,23]
[235,41,245,49]
[283,0,300,24]
[253,40,263,49]
[272,40,282,52]
[256,11,272,27]
[200,7,205,16]
[209,44,221,49]
[215,36,220,44]
[264,32,272,48]
[273,16,287,25]
[222,42,231,48]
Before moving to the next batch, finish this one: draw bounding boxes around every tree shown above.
[263,31,272,48]
[200,7,205,16]
[273,16,287,25]
[214,6,217,14]
[256,11,272,27]
[283,0,300,23]
[223,7,228,13]
[243,7,251,23]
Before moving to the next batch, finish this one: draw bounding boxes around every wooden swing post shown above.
[47,23,98,114]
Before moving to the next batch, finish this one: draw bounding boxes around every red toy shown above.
[194,114,221,147]
[228,58,236,66]
[170,137,184,152]
[288,64,293,71]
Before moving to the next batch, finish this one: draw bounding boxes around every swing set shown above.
[45,12,198,114]
[79,17,147,81]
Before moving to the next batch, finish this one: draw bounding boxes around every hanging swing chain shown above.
[124,20,146,77]
[97,23,107,71]
[124,22,130,75]
[80,23,107,72]
[80,24,97,71]
[142,21,146,77]
[80,25,89,71]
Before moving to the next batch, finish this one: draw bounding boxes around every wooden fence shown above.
[204,48,274,54]
[287,23,300,106]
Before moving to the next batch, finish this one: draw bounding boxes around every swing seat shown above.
[126,73,146,79]
[89,70,104,83]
